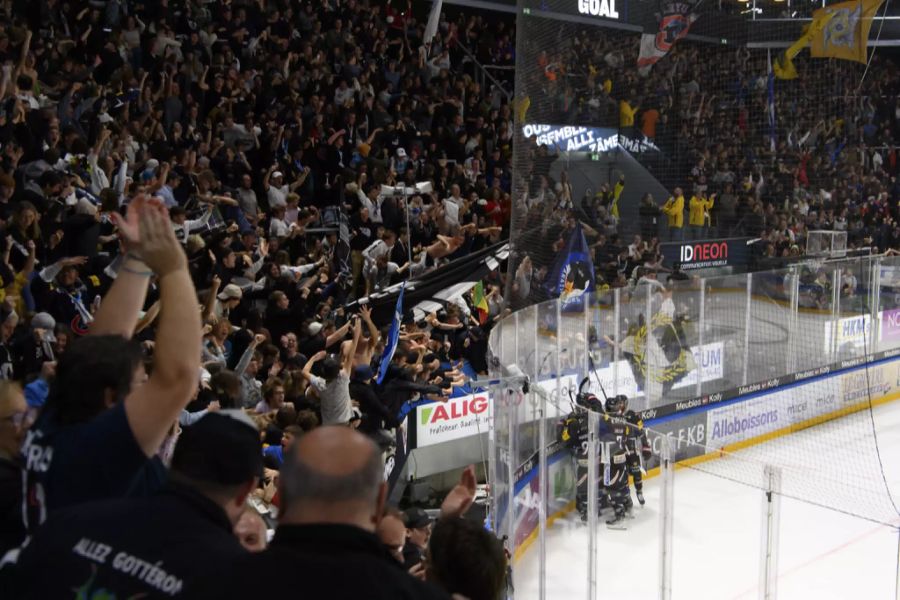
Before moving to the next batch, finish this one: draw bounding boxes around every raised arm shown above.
[325,320,352,349]
[202,275,221,322]
[342,317,362,375]
[299,350,327,382]
[91,196,155,338]
[360,305,380,351]
[235,334,265,376]
[123,203,202,456]
[134,300,161,335]
[15,30,32,78]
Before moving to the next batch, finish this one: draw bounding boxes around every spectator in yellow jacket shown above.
[662,188,685,241]
[688,191,714,240]
[609,175,625,220]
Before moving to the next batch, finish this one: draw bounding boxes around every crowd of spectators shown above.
[0,0,519,597]
[505,26,900,306]
[0,0,895,595]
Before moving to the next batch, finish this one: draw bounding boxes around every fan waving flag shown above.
[546,223,595,312]
[423,0,443,45]
[810,0,885,64]
[637,0,699,76]
[376,283,405,384]
[473,282,489,325]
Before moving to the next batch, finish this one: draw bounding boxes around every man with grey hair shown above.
[193,426,449,599]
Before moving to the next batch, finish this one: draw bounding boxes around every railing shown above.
[455,41,513,102]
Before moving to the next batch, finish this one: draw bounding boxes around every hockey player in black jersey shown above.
[559,392,604,521]
[599,432,633,529]
[611,394,652,506]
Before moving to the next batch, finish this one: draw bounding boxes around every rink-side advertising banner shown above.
[881,309,900,343]
[640,347,900,423]
[821,311,900,368]
[415,344,723,447]
[642,411,708,471]
[521,124,660,154]
[658,238,753,271]
[510,443,576,554]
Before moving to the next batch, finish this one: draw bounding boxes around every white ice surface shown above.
[514,401,900,600]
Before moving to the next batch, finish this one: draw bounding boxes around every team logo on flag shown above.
[560,260,592,302]
[655,13,692,52]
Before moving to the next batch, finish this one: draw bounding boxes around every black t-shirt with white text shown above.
[20,402,158,533]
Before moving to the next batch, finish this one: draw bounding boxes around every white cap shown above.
[308,322,323,336]
[272,171,284,179]
[396,148,407,158]
[217,284,243,301]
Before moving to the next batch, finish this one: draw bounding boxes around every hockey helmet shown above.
[577,393,603,412]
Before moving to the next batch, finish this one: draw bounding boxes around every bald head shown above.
[279,427,386,531]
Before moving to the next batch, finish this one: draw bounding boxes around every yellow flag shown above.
[515,95,530,124]
[810,0,885,63]
[774,11,836,79]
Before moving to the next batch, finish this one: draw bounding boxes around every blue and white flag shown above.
[376,283,405,384]
[545,223,595,312]
[423,0,443,45]
[767,49,776,153]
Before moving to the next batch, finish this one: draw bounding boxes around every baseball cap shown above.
[272,171,284,179]
[308,321,323,336]
[217,284,243,301]
[396,147,407,158]
[171,411,264,485]
[404,507,433,530]
[145,158,160,172]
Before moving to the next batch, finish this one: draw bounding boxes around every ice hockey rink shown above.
[513,399,900,600]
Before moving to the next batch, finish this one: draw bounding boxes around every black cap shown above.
[404,507,433,529]
[171,411,264,485]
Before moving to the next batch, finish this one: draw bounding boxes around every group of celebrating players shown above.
[559,391,652,529]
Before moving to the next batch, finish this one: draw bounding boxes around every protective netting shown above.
[489,255,900,597]
[505,2,895,311]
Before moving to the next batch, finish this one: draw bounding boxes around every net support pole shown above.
[869,257,881,356]
[613,288,621,397]
[787,266,800,374]
[895,527,900,600]
[697,281,705,397]
[506,386,518,563]
[587,410,600,600]
[644,284,654,406]
[758,465,782,600]
[743,273,752,386]
[658,435,674,600]
[533,303,539,385]
[831,268,841,357]
[537,386,547,600]
[584,293,591,384]
[507,310,520,567]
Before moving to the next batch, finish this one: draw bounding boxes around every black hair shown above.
[321,357,340,382]
[42,335,144,426]
[210,370,242,409]
[427,518,508,600]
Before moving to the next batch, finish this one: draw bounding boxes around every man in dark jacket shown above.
[3,412,261,598]
[191,426,449,600]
